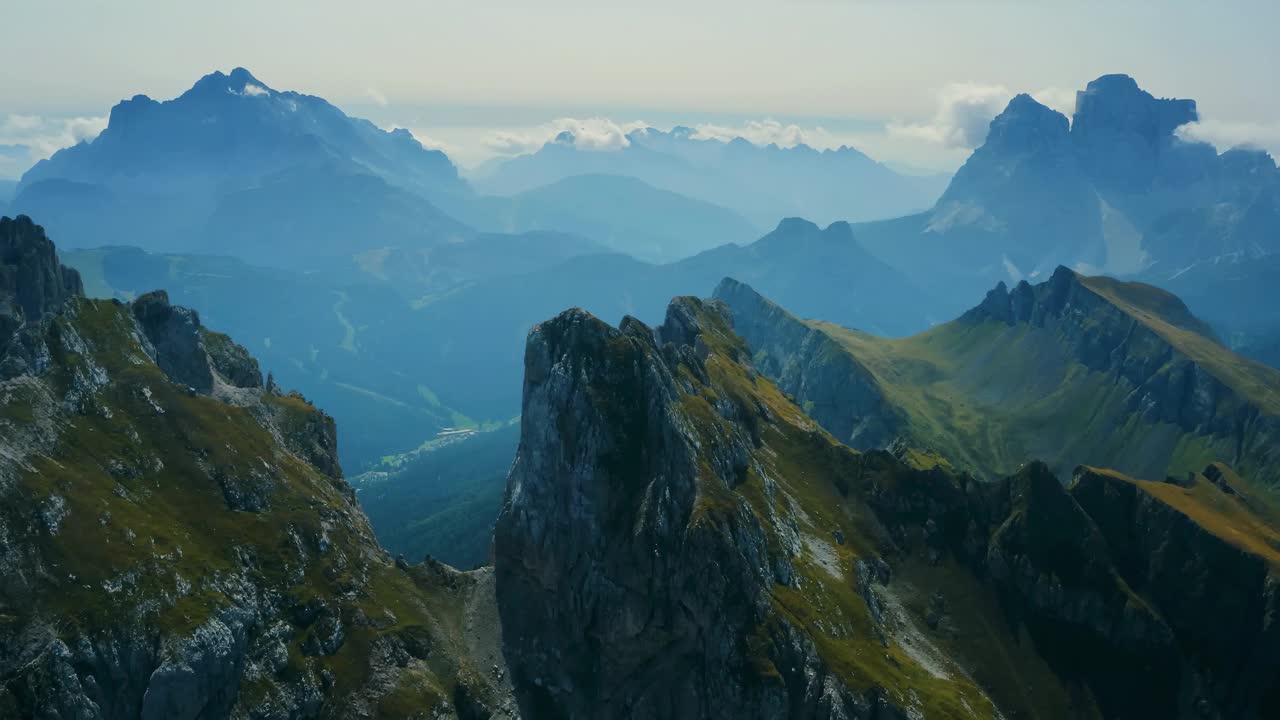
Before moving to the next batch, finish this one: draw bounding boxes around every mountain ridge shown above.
[0,215,514,717]
[715,267,1280,485]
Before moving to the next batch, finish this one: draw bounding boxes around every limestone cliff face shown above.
[0,217,512,719]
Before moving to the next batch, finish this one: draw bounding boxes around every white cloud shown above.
[366,88,389,107]
[1032,87,1078,119]
[483,129,544,156]
[402,128,463,158]
[691,119,810,147]
[888,83,1012,149]
[1,114,43,132]
[1176,118,1280,159]
[481,117,647,156]
[241,83,270,97]
[0,113,108,176]
[887,83,1077,150]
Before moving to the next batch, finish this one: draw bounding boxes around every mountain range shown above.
[6,213,1280,718]
[11,68,943,268]
[472,124,949,227]
[858,74,1280,320]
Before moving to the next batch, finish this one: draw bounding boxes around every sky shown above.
[2,0,1279,178]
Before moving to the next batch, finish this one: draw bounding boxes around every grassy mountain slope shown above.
[716,268,1280,486]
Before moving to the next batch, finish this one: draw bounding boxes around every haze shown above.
[3,0,1280,172]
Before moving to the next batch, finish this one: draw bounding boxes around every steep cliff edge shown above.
[716,270,1280,486]
[493,298,999,719]
[494,295,1280,719]
[0,216,512,719]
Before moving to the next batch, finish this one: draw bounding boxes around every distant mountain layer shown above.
[397,218,938,422]
[59,228,605,469]
[11,68,915,269]
[441,173,762,262]
[0,179,15,213]
[475,125,948,227]
[716,268,1280,486]
[858,74,1280,317]
[13,68,469,260]
[59,217,934,470]
[493,294,1280,718]
[0,215,512,717]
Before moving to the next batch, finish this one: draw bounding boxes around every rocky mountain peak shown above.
[984,93,1071,153]
[0,215,83,354]
[1071,73,1200,191]
[1072,73,1198,138]
[182,66,274,99]
[772,216,821,236]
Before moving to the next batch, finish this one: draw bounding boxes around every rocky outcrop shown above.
[493,300,957,719]
[202,328,263,389]
[713,277,901,448]
[132,289,216,393]
[0,215,83,321]
[0,215,83,356]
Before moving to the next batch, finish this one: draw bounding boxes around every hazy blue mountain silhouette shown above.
[384,217,936,421]
[12,68,765,266]
[474,125,948,227]
[1146,253,1280,369]
[59,225,607,468]
[13,68,468,258]
[61,216,931,466]
[442,173,761,262]
[857,74,1280,319]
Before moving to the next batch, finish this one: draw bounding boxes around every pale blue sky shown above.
[2,0,1278,174]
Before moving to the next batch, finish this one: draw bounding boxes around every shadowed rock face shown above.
[132,289,215,394]
[0,215,83,349]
